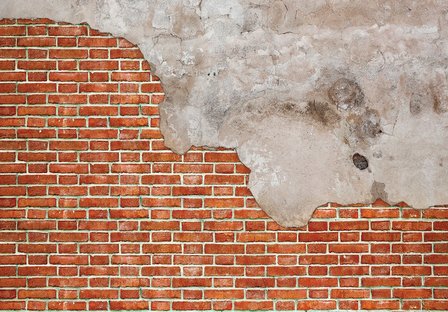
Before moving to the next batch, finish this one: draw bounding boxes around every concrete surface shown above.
[2,0,448,227]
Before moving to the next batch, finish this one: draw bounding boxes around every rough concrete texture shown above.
[2,0,448,227]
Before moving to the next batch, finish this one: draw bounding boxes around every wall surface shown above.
[3,0,448,227]
[0,20,447,311]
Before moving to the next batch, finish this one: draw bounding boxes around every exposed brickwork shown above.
[0,19,447,311]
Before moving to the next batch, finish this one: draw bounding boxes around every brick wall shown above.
[0,19,447,311]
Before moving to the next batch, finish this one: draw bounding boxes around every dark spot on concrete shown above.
[408,85,447,116]
[346,109,382,145]
[276,101,303,117]
[353,153,369,170]
[360,109,382,138]
[281,102,296,112]
[371,181,389,202]
[432,90,445,114]
[328,78,364,111]
[306,100,341,127]
[409,92,424,115]
[373,151,383,159]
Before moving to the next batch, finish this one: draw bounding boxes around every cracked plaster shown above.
[2,0,448,227]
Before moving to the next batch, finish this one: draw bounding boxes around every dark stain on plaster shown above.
[431,90,446,114]
[409,85,446,116]
[325,78,384,146]
[410,92,425,115]
[353,153,369,170]
[356,109,383,140]
[371,181,389,202]
[306,100,341,127]
[373,151,383,159]
[328,78,365,111]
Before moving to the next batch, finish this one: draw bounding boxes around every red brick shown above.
[362,232,401,241]
[268,289,306,299]
[393,221,432,231]
[110,117,148,127]
[18,37,55,46]
[392,243,432,253]
[392,266,432,276]
[0,26,26,35]
[49,232,88,242]
[141,244,181,255]
[331,289,369,299]
[81,289,119,300]
[361,300,400,310]
[362,277,401,287]
[329,243,369,253]
[111,141,149,150]
[330,221,368,230]
[299,255,338,265]
[299,233,338,242]
[423,208,448,218]
[423,300,448,310]
[17,220,56,230]
[18,289,56,299]
[18,83,56,93]
[111,232,149,242]
[112,72,150,81]
[172,186,212,196]
[49,72,88,82]
[49,49,88,59]
[79,266,118,276]
[172,301,211,311]
[234,301,272,311]
[205,289,244,299]
[361,208,400,218]
[111,94,150,104]
[202,244,243,254]
[361,255,400,264]
[17,129,56,138]
[394,288,432,299]
[48,26,88,36]
[268,266,306,277]
[0,61,15,70]
[142,267,181,278]
[296,300,334,310]
[0,49,26,59]
[78,37,117,47]
[79,60,119,70]
[0,37,15,47]
[18,61,56,70]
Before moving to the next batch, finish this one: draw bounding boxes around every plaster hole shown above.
[353,153,369,170]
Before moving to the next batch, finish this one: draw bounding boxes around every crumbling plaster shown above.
[2,0,448,227]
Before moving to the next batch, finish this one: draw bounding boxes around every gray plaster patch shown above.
[2,0,448,227]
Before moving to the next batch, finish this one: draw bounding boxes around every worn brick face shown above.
[0,18,447,311]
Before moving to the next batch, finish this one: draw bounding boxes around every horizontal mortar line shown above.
[0,219,441,224]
